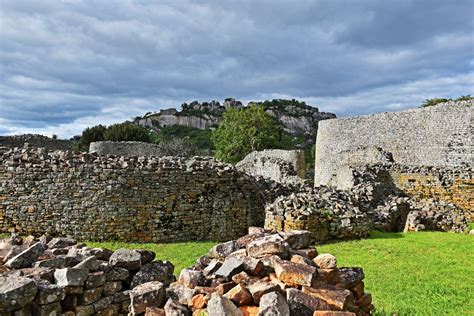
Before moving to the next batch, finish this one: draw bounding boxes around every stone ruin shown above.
[236,149,307,186]
[1,229,373,315]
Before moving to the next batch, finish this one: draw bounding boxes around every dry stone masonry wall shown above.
[236,149,307,185]
[0,148,274,242]
[315,100,473,186]
[89,141,165,157]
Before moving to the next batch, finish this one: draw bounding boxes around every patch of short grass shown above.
[318,231,474,315]
[86,240,216,274]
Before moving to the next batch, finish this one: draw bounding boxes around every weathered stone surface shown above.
[130,281,166,314]
[77,286,103,305]
[190,294,208,310]
[109,249,142,270]
[279,230,313,250]
[20,267,54,283]
[214,257,244,280]
[113,290,131,303]
[207,292,243,316]
[236,234,267,249]
[239,305,259,316]
[31,301,62,316]
[0,276,37,311]
[316,269,340,286]
[131,261,175,289]
[88,248,114,261]
[224,284,253,306]
[215,281,237,295]
[257,291,289,316]
[74,256,99,271]
[314,254,337,269]
[104,266,130,281]
[54,268,88,287]
[274,259,317,287]
[75,304,95,315]
[48,238,76,249]
[85,271,106,289]
[145,306,166,316]
[247,281,281,304]
[302,286,354,311]
[103,281,122,295]
[166,282,195,305]
[178,269,206,289]
[286,288,332,316]
[93,296,113,312]
[290,254,316,267]
[203,259,222,277]
[246,235,289,259]
[248,227,266,235]
[337,268,364,289]
[164,298,191,315]
[5,242,46,269]
[291,248,318,260]
[34,279,66,305]
[208,241,239,259]
[241,257,265,277]
[33,257,66,269]
[137,250,156,265]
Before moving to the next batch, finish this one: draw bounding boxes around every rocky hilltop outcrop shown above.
[134,98,336,137]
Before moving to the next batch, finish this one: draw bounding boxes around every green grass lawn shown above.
[87,231,473,315]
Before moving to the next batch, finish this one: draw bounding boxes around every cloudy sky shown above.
[1,0,473,138]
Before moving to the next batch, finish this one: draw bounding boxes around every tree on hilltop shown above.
[212,105,283,164]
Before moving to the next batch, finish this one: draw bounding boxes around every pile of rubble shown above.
[1,229,373,315]
[168,227,373,315]
[0,235,175,315]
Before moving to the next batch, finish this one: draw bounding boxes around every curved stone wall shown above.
[89,141,164,157]
[0,149,268,242]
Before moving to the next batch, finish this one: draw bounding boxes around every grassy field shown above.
[87,231,473,315]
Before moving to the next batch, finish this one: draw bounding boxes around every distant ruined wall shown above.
[89,141,164,157]
[236,149,306,184]
[314,100,473,218]
[0,150,269,242]
[0,135,73,151]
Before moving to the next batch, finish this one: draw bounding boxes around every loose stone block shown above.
[54,268,88,287]
[286,288,332,316]
[214,257,244,280]
[246,235,289,259]
[103,281,122,296]
[337,268,364,289]
[302,286,354,311]
[164,298,191,315]
[74,256,99,271]
[178,269,207,289]
[48,238,76,249]
[34,280,66,305]
[109,249,142,270]
[279,230,313,249]
[77,286,103,305]
[314,254,337,269]
[129,281,166,314]
[207,292,243,316]
[31,301,62,316]
[5,242,46,269]
[131,261,175,289]
[274,259,317,287]
[85,271,106,289]
[208,240,239,259]
[247,281,281,304]
[0,276,37,312]
[257,291,289,316]
[224,284,253,306]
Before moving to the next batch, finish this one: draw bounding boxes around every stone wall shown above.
[315,100,473,186]
[236,149,306,185]
[0,134,73,151]
[0,148,270,242]
[89,141,164,157]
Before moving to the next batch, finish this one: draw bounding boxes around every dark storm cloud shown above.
[0,0,472,137]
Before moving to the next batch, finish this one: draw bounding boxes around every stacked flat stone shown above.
[265,188,373,242]
[0,147,296,242]
[136,227,373,316]
[0,235,175,315]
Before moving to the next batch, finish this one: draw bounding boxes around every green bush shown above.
[212,105,283,164]
[103,123,151,142]
[74,124,106,152]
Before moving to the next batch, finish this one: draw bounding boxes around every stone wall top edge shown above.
[317,100,473,128]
